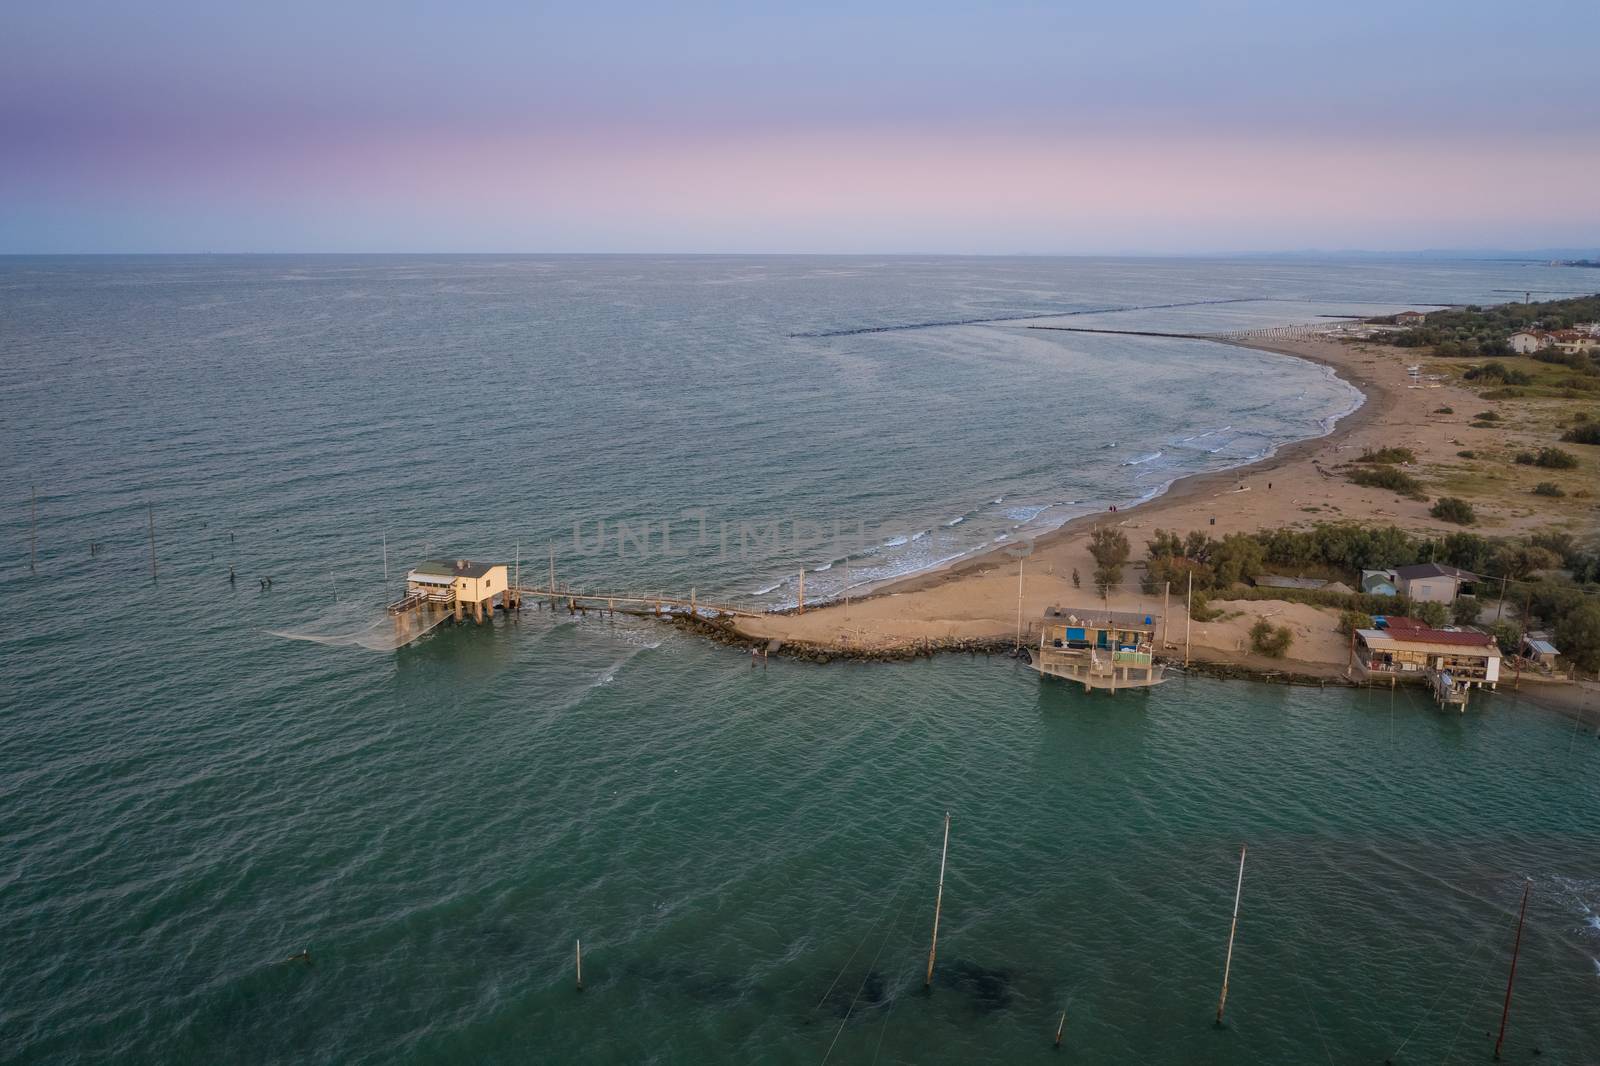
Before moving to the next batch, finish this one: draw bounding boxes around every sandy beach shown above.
[732,329,1577,680]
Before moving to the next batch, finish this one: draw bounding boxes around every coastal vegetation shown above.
[1533,482,1565,497]
[1353,446,1416,464]
[1347,466,1426,499]
[1141,522,1600,671]
[1514,446,1579,469]
[1248,619,1293,657]
[1377,293,1600,357]
[1088,527,1131,597]
[1562,422,1600,445]
[1429,497,1476,524]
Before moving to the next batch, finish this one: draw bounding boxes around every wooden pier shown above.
[512,584,765,619]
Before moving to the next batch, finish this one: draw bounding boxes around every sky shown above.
[2,0,1598,255]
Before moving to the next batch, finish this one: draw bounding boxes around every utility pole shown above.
[1185,570,1193,666]
[1015,558,1024,651]
[1495,573,1508,622]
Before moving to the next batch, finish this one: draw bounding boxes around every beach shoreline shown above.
[728,325,1560,681]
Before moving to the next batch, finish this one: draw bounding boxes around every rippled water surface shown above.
[4,256,1599,1063]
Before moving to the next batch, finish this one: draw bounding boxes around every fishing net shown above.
[268,601,454,652]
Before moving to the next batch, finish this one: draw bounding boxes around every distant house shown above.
[1361,569,1398,597]
[1550,329,1600,354]
[1393,563,1478,604]
[1508,331,1548,354]
[1395,311,1427,326]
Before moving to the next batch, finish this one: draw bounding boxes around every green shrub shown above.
[1348,466,1427,500]
[1434,406,1455,414]
[1473,410,1501,422]
[1456,450,1477,459]
[1533,447,1579,469]
[1533,482,1566,497]
[1561,422,1600,445]
[1451,597,1481,626]
[1464,363,1532,386]
[1514,451,1536,465]
[1338,609,1374,635]
[1430,497,1476,525]
[1249,619,1294,658]
[1354,446,1416,464]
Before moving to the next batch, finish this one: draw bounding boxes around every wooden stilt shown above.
[1215,843,1246,1026]
[1493,880,1532,1060]
[925,811,951,987]
[576,938,584,992]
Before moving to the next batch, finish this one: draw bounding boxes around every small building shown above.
[1520,636,1560,669]
[1508,331,1549,354]
[1393,563,1478,604]
[1355,625,1500,706]
[398,558,511,623]
[1361,569,1398,597]
[1395,311,1427,326]
[1034,607,1164,692]
[1253,575,1327,591]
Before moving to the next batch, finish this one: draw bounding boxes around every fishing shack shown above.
[391,558,514,624]
[1034,606,1164,692]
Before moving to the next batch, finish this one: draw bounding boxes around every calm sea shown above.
[3,255,1598,1063]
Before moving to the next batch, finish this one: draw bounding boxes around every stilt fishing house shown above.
[390,558,516,623]
[1033,606,1164,691]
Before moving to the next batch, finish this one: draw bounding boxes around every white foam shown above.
[1122,451,1163,466]
[944,516,965,526]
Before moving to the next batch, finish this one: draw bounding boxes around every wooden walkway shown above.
[513,584,767,619]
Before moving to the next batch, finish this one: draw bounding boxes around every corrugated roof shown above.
[1394,562,1479,582]
[1525,639,1559,655]
[1043,606,1158,628]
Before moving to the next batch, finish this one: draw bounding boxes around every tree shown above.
[1451,596,1482,626]
[1089,527,1131,597]
[1410,600,1449,628]
[1554,603,1600,674]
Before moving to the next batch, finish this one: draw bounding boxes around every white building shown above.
[1508,331,1548,354]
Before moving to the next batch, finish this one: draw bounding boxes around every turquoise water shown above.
[4,256,1599,1063]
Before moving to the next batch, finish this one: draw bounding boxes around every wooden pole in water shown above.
[925,811,951,988]
[798,569,805,614]
[1493,879,1531,1060]
[147,504,157,579]
[1215,843,1246,1026]
[548,543,557,604]
[1184,570,1193,667]
[1054,1007,1066,1048]
[576,937,584,991]
[30,483,38,575]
